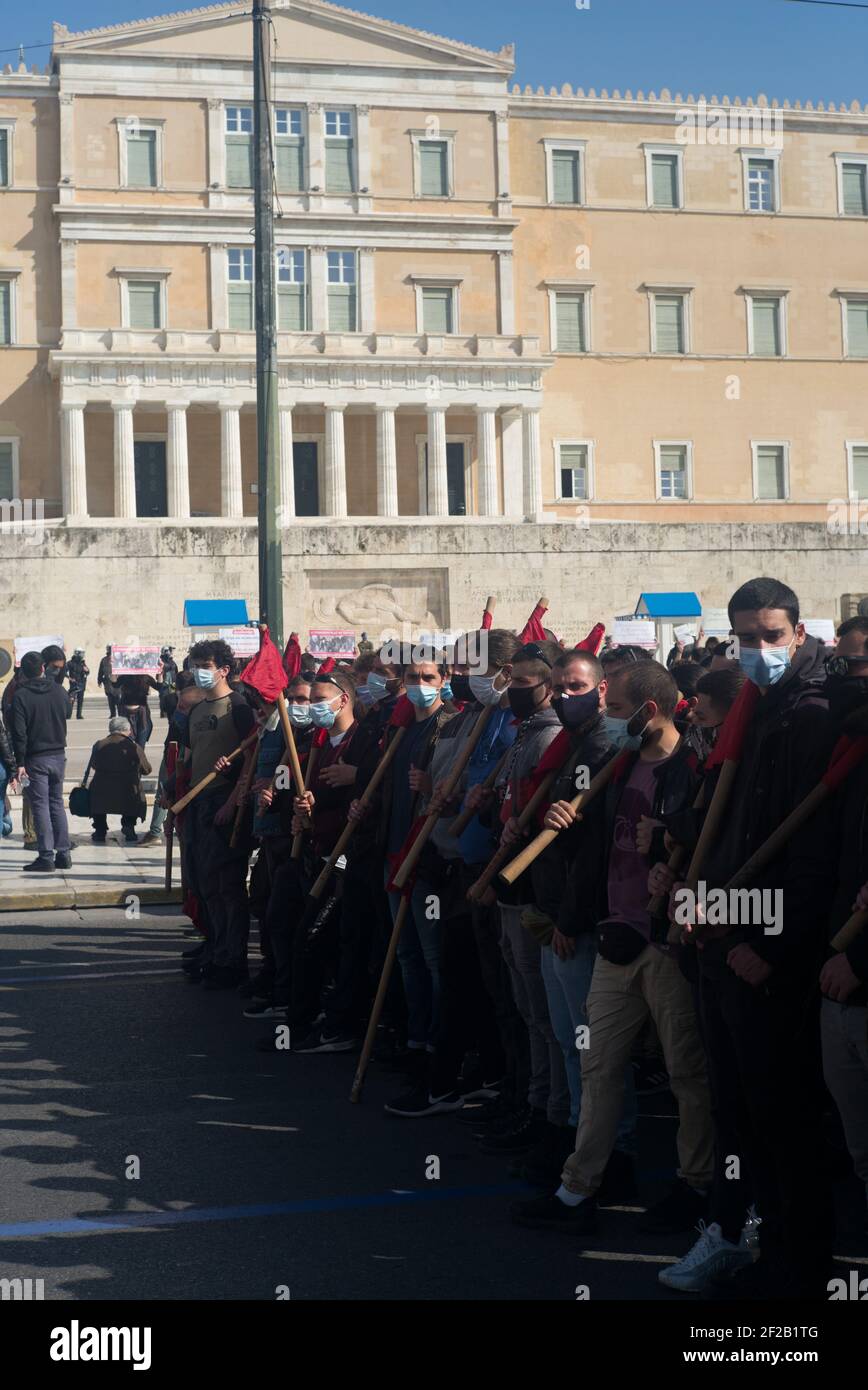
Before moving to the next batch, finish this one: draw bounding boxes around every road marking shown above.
[198,1121,299,1133]
[190,1094,235,1101]
[578,1251,680,1264]
[0,1183,525,1239]
[0,968,179,985]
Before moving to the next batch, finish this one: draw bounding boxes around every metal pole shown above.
[253,0,284,646]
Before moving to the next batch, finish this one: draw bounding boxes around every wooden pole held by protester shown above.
[229,737,260,850]
[170,729,259,813]
[447,746,511,839]
[291,740,321,861]
[497,748,624,888]
[350,896,409,1103]
[276,697,306,798]
[466,766,561,903]
[831,908,868,953]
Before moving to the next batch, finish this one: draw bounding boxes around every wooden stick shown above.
[164,813,174,891]
[350,896,409,1104]
[307,724,409,902]
[647,783,706,914]
[276,698,306,798]
[831,908,868,953]
[391,704,496,891]
[291,741,321,861]
[724,781,837,893]
[497,748,624,888]
[466,766,561,903]
[170,729,259,813]
[666,758,739,943]
[484,595,496,618]
[229,739,259,849]
[447,746,511,839]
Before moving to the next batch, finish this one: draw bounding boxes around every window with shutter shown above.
[419,140,448,196]
[755,445,786,499]
[126,131,157,187]
[325,139,355,192]
[127,281,161,330]
[276,137,304,192]
[751,298,782,356]
[328,285,357,331]
[846,301,868,358]
[651,153,679,207]
[658,445,688,499]
[559,444,588,499]
[851,446,868,495]
[227,249,253,330]
[842,163,868,215]
[0,281,11,345]
[0,442,13,497]
[552,150,581,204]
[654,295,685,353]
[226,137,253,188]
[277,249,307,331]
[422,287,453,334]
[555,294,586,352]
[0,130,9,187]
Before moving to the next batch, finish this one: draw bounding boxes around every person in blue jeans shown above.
[9,649,71,872]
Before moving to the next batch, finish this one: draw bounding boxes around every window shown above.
[645,147,682,208]
[844,298,868,358]
[325,110,354,193]
[327,251,357,330]
[748,294,785,356]
[655,442,691,500]
[225,106,254,188]
[419,140,449,197]
[752,443,789,500]
[836,156,868,216]
[227,247,254,330]
[126,128,157,187]
[551,151,583,205]
[746,157,776,212]
[421,285,454,334]
[556,442,592,501]
[0,277,15,345]
[277,249,307,331]
[652,293,687,353]
[0,124,12,187]
[126,280,162,330]
[275,109,305,193]
[847,443,868,496]
[552,292,588,352]
[0,440,16,497]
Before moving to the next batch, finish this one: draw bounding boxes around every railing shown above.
[56,329,545,360]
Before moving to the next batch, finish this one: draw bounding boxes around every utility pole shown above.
[252,0,284,647]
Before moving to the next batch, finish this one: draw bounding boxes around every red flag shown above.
[822,735,868,789]
[317,656,336,676]
[283,633,301,680]
[575,622,605,656]
[386,814,428,896]
[481,597,495,630]
[519,601,548,645]
[389,693,415,728]
[239,626,287,705]
[705,678,760,769]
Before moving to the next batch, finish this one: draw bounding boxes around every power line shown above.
[782,0,868,9]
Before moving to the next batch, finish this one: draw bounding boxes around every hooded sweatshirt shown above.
[10,677,71,764]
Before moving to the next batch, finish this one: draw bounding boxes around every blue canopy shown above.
[183,599,250,627]
[635,592,702,618]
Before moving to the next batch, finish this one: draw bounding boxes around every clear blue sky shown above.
[5,0,868,107]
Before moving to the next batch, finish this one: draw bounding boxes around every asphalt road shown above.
[0,906,865,1302]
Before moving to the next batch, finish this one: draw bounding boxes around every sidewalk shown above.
[0,795,182,912]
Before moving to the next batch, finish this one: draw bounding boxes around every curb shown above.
[0,886,183,913]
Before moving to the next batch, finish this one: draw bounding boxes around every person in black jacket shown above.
[818,617,868,1237]
[513,660,712,1239]
[0,703,17,838]
[97,647,118,718]
[10,650,72,872]
[650,577,838,1299]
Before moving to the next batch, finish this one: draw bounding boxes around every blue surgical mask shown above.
[356,684,374,707]
[602,702,649,751]
[192,667,217,690]
[310,696,341,729]
[440,681,454,702]
[289,703,312,727]
[407,684,440,710]
[366,672,391,702]
[738,641,793,689]
[469,673,509,707]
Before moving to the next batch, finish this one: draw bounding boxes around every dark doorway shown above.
[424,441,466,515]
[134,441,168,517]
[294,441,319,516]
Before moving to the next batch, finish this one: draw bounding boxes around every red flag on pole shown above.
[704,678,760,770]
[283,632,301,680]
[239,625,287,704]
[575,622,605,655]
[519,598,549,645]
[481,596,496,631]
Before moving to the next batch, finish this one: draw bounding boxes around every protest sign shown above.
[110,645,162,676]
[14,635,64,665]
[308,630,356,659]
[219,626,259,658]
[611,618,657,649]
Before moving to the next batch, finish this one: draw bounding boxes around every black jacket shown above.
[559,735,701,939]
[823,692,868,1004]
[0,712,15,777]
[10,677,70,764]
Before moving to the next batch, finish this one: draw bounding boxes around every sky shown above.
[4,0,868,109]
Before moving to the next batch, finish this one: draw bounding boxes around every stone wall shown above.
[0,518,863,658]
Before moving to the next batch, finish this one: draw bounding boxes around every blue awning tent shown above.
[634,592,702,619]
[183,599,250,627]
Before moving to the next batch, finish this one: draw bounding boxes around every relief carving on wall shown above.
[308,578,445,635]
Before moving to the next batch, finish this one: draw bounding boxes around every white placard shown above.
[219,626,259,657]
[803,618,836,643]
[110,644,162,677]
[701,608,731,637]
[14,635,64,664]
[674,624,697,642]
[612,618,657,649]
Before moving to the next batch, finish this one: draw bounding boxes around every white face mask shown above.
[264,703,283,733]
[469,673,510,707]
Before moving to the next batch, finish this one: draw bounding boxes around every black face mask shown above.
[449,673,474,704]
[51,667,65,682]
[826,674,868,724]
[508,681,546,721]
[551,687,600,730]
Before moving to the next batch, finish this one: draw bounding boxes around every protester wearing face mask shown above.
[514,659,711,1241]
[650,577,837,1299]
[818,618,868,1237]
[180,640,257,990]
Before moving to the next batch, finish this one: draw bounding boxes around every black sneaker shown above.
[384,1085,465,1117]
[511,1192,597,1234]
[90,833,106,845]
[203,966,249,991]
[631,1055,671,1096]
[293,1030,359,1054]
[514,1123,576,1187]
[479,1106,548,1154]
[638,1179,708,1234]
[123,830,139,844]
[242,1000,288,1019]
[237,973,273,999]
[597,1148,639,1205]
[54,851,72,870]
[457,1094,513,1128]
[182,943,206,961]
[23,856,56,873]
[460,1074,504,1103]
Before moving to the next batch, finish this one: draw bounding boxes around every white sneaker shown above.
[659,1220,753,1293]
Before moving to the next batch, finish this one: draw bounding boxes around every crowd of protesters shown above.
[1,577,866,1302]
